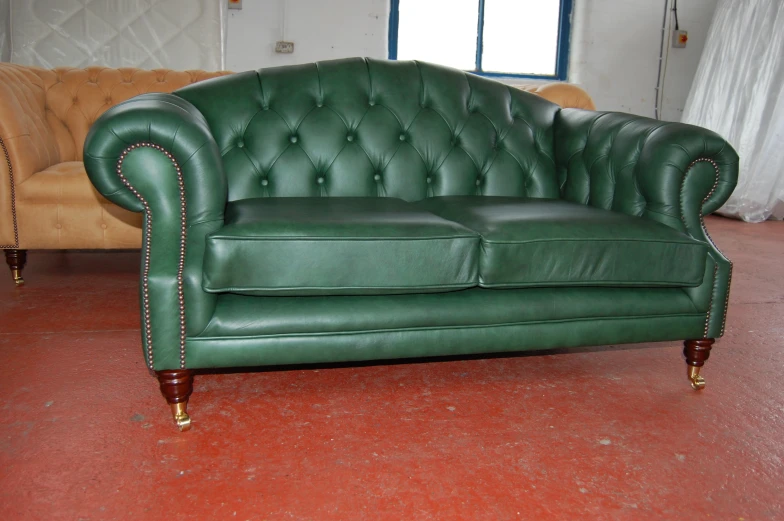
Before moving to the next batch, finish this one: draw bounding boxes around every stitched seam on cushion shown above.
[480,279,704,288]
[479,237,707,245]
[206,235,479,242]
[203,282,476,293]
[190,313,706,341]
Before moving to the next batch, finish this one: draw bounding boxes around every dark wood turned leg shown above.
[684,339,714,390]
[156,369,194,431]
[4,249,27,286]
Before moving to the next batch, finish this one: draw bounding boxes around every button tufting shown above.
[346,134,354,142]
[261,179,269,186]
[55,223,62,229]
[317,101,323,108]
[399,133,407,141]
[476,178,482,186]
[426,176,432,184]
[237,140,244,148]
[290,135,298,143]
[374,174,382,181]
[369,100,375,106]
[101,223,108,229]
[317,177,325,184]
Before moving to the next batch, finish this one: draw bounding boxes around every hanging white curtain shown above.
[7,0,227,71]
[682,0,784,222]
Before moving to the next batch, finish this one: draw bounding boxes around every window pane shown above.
[482,1,561,75]
[397,0,479,70]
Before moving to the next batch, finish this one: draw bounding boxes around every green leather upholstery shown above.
[554,110,739,338]
[189,287,704,367]
[82,58,739,372]
[84,93,227,369]
[203,197,479,295]
[174,59,561,203]
[416,197,708,288]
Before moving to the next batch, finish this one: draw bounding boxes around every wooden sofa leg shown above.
[156,370,194,431]
[684,339,714,390]
[4,249,27,286]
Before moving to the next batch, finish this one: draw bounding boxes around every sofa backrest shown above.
[175,58,562,202]
[0,64,63,187]
[33,66,231,161]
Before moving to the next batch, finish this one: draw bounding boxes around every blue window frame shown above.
[388,0,573,81]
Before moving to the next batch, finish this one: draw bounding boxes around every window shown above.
[388,0,573,80]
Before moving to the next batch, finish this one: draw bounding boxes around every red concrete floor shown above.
[0,216,782,521]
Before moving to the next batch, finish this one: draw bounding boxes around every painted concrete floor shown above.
[0,215,782,520]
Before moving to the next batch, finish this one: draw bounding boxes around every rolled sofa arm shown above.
[84,93,228,370]
[554,109,740,339]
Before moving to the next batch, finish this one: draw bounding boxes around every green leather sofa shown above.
[83,58,738,431]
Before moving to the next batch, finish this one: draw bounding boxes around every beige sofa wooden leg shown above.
[4,249,26,286]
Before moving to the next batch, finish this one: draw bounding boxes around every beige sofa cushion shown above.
[17,161,104,204]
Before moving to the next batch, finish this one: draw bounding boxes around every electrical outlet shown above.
[275,41,295,53]
[672,29,688,48]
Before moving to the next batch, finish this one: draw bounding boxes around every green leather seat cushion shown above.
[202,197,480,295]
[415,196,709,288]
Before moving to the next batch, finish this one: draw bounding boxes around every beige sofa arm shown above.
[0,64,63,247]
[518,82,596,111]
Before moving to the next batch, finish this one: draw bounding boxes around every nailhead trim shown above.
[117,143,188,369]
[0,136,20,249]
[720,262,733,336]
[679,157,732,337]
[704,264,718,337]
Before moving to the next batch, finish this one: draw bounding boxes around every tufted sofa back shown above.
[0,64,63,187]
[175,58,562,202]
[34,67,231,162]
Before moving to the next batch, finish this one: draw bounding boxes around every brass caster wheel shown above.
[12,270,24,286]
[170,402,192,431]
[688,366,706,391]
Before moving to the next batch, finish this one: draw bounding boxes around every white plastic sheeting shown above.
[6,0,227,70]
[682,0,784,222]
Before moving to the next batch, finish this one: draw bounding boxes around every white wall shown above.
[226,0,387,71]
[226,0,717,122]
[569,0,717,121]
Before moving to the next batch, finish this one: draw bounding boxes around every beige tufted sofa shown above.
[0,62,594,284]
